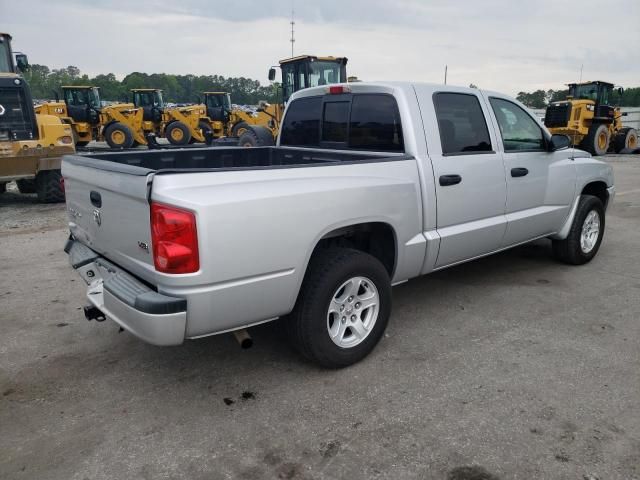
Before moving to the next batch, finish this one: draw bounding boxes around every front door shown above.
[485,96,576,246]
[425,90,508,268]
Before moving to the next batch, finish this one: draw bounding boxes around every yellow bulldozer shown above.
[0,32,74,203]
[36,86,146,148]
[237,55,348,147]
[545,80,637,156]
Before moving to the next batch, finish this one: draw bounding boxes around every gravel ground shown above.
[0,155,639,480]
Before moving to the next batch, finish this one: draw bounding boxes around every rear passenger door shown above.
[427,91,508,267]
[486,96,576,246]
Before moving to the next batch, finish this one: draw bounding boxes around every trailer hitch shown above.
[83,305,106,322]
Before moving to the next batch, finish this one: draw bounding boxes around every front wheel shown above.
[35,169,65,203]
[552,195,605,265]
[581,124,610,156]
[104,122,134,149]
[613,127,638,153]
[166,121,191,145]
[286,248,391,368]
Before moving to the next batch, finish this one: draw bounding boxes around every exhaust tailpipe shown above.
[233,329,253,349]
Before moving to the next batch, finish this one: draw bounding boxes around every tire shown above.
[35,169,65,203]
[166,121,191,145]
[198,121,214,144]
[16,178,36,194]
[237,126,275,147]
[613,127,638,153]
[581,124,610,156]
[104,122,134,149]
[552,195,605,265]
[286,248,392,368]
[231,121,250,137]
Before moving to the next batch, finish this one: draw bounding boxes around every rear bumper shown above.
[65,238,187,346]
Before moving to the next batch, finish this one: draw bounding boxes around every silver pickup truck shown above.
[63,82,614,368]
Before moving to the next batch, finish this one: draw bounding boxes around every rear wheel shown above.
[581,124,610,156]
[237,126,274,147]
[286,248,391,368]
[16,178,36,194]
[35,169,65,203]
[552,195,605,265]
[104,122,134,149]
[613,127,638,153]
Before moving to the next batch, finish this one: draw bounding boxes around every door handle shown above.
[90,190,102,208]
[439,174,462,186]
[511,167,529,178]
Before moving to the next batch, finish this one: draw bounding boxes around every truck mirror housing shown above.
[268,68,276,82]
[15,53,29,72]
[617,87,624,96]
[548,134,571,152]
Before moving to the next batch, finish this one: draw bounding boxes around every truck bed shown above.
[66,146,403,175]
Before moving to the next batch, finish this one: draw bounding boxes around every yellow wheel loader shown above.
[201,91,272,139]
[131,88,209,145]
[36,86,146,149]
[0,33,74,203]
[545,81,637,156]
[237,55,348,147]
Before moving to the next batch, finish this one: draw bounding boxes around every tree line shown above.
[515,87,640,109]
[22,65,280,105]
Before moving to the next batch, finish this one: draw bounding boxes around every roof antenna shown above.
[579,63,583,83]
[290,5,295,58]
[444,65,448,85]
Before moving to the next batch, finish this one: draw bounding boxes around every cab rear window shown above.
[280,93,404,152]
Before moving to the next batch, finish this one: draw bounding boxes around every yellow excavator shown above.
[0,32,74,202]
[545,81,637,155]
[36,86,146,148]
[237,55,348,147]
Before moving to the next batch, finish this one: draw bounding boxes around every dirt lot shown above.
[1,155,639,480]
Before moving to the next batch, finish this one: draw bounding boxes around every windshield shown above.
[308,61,342,88]
[206,94,231,110]
[0,40,12,73]
[135,91,164,108]
[65,88,101,108]
[569,84,599,101]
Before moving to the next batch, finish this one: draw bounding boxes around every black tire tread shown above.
[16,178,36,194]
[35,170,64,203]
[552,195,604,265]
[286,248,391,368]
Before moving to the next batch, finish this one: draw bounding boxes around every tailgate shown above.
[62,157,156,283]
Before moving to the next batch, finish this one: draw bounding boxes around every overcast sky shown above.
[2,0,639,96]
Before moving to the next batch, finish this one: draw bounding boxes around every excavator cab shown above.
[270,55,348,103]
[131,88,165,122]
[62,86,101,124]
[203,92,231,122]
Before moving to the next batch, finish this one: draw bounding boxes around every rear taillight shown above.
[150,202,199,274]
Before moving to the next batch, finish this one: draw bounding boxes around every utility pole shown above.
[444,65,448,85]
[290,8,295,58]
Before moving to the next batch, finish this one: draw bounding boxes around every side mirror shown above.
[268,68,276,82]
[617,87,624,96]
[15,53,29,72]
[548,134,571,152]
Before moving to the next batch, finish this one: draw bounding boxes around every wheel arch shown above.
[581,180,610,209]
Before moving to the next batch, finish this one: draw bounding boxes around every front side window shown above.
[433,93,492,155]
[490,98,544,151]
[0,41,11,73]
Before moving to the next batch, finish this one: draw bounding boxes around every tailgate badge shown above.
[93,209,102,226]
[138,241,149,253]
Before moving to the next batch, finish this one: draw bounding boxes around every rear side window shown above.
[279,96,322,147]
[433,93,492,155]
[280,93,404,152]
[349,94,403,152]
